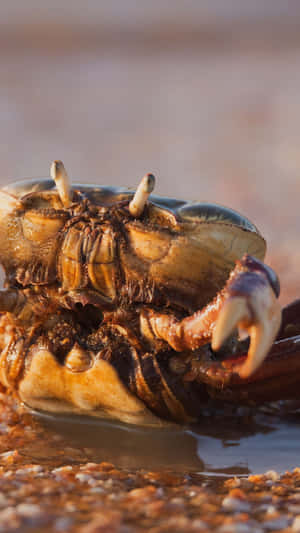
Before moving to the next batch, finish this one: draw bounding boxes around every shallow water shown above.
[31,409,300,477]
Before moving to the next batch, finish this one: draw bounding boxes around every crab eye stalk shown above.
[129,173,155,218]
[50,160,72,208]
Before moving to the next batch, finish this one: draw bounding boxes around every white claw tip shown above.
[212,297,249,353]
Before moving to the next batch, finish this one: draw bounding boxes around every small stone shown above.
[292,515,300,531]
[64,503,77,513]
[239,479,253,490]
[265,470,279,482]
[226,477,241,488]
[218,523,263,533]
[170,497,185,505]
[102,479,114,489]
[16,465,43,475]
[0,451,14,459]
[263,516,291,530]
[289,505,300,514]
[52,466,73,473]
[222,497,251,512]
[78,511,121,533]
[98,462,114,471]
[128,486,158,501]
[80,462,98,470]
[0,450,19,464]
[265,505,277,515]
[16,503,43,518]
[292,493,300,501]
[228,489,247,500]
[89,487,105,494]
[0,507,18,526]
[191,519,207,529]
[54,517,74,531]
[75,473,92,483]
[191,493,207,506]
[0,493,9,507]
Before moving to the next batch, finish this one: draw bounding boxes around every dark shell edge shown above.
[3,178,260,235]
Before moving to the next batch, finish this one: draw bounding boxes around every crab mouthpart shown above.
[18,348,161,426]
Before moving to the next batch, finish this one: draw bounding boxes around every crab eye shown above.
[22,210,66,242]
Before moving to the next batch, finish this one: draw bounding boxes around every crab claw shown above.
[211,257,282,379]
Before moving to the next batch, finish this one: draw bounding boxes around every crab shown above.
[0,160,298,425]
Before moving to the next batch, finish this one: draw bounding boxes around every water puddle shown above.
[188,414,300,476]
[32,409,300,477]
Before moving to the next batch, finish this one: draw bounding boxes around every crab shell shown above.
[0,177,266,424]
[2,178,266,308]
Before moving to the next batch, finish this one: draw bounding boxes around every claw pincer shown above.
[212,255,282,378]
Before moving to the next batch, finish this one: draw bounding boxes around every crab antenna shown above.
[50,160,72,208]
[129,173,155,217]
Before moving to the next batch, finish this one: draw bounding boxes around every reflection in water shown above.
[189,412,300,476]
[32,409,300,477]
[32,410,202,472]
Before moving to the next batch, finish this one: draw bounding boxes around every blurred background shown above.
[1,1,300,303]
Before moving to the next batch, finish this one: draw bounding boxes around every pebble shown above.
[0,494,9,507]
[222,497,251,512]
[15,465,43,475]
[16,503,43,518]
[191,518,208,529]
[292,515,300,532]
[265,470,280,482]
[89,487,106,494]
[0,451,13,458]
[75,473,92,483]
[218,523,263,533]
[289,505,300,514]
[263,516,291,530]
[0,395,299,532]
[52,466,73,473]
[54,517,74,531]
[265,504,277,515]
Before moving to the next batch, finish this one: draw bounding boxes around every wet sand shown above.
[0,396,299,532]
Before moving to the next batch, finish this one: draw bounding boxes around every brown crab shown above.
[0,161,298,425]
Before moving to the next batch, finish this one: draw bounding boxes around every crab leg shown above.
[192,334,300,406]
[0,288,58,326]
[141,297,224,351]
[141,255,281,379]
[0,289,20,313]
